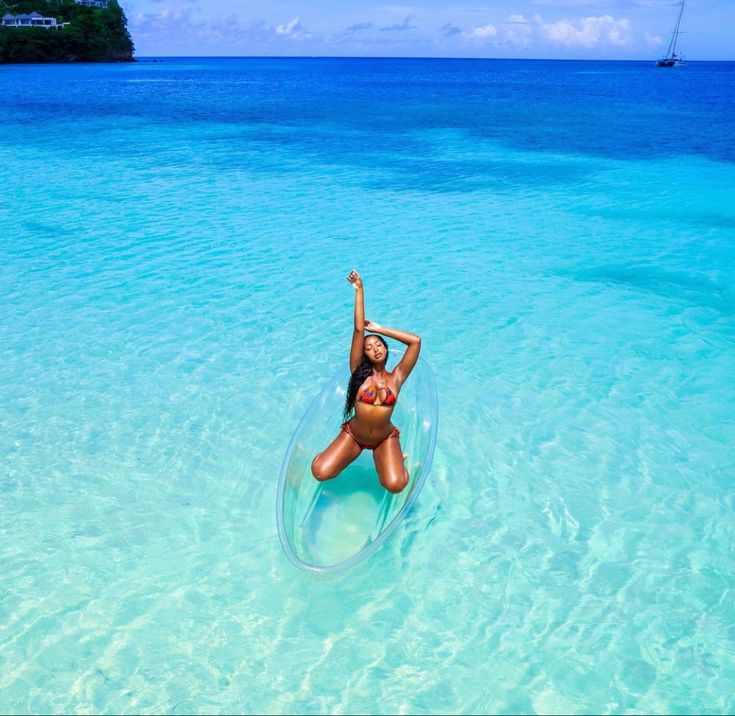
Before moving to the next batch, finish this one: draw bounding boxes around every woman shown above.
[311,270,421,494]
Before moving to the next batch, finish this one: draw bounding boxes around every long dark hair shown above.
[343,334,389,420]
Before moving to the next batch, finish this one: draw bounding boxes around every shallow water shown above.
[1,58,734,713]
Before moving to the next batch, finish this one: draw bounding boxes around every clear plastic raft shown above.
[276,354,438,574]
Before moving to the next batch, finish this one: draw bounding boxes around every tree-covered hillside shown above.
[0,0,134,62]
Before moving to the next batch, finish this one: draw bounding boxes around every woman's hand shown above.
[347,269,363,290]
[364,319,382,331]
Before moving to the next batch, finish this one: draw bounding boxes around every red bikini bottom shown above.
[340,421,400,451]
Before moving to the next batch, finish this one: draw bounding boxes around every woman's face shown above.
[364,336,386,364]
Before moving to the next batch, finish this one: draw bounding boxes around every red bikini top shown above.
[357,383,396,407]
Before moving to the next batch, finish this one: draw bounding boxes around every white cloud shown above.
[510,31,533,46]
[506,29,531,47]
[130,8,203,36]
[276,17,301,36]
[540,15,632,48]
[466,23,497,42]
[645,31,663,47]
[607,19,631,46]
[504,13,532,46]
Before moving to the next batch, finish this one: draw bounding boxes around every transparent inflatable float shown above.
[276,353,438,574]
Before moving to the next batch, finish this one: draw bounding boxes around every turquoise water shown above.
[1,58,734,713]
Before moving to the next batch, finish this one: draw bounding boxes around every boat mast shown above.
[666,0,686,58]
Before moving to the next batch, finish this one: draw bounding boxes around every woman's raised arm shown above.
[364,321,421,385]
[347,270,365,372]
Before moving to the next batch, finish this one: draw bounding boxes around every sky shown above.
[124,1,733,61]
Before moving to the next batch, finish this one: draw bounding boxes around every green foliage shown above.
[0,0,134,63]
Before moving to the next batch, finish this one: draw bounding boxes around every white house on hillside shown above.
[1,12,62,29]
[74,0,109,7]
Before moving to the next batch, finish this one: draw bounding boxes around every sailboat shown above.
[656,0,686,67]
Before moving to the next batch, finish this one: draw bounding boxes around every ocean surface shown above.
[1,57,734,714]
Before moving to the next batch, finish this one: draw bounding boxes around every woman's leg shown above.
[311,431,362,481]
[373,433,409,493]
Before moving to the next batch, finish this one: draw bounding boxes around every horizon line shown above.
[134,55,734,63]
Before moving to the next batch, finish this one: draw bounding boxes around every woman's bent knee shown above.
[382,474,408,493]
[311,456,334,481]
